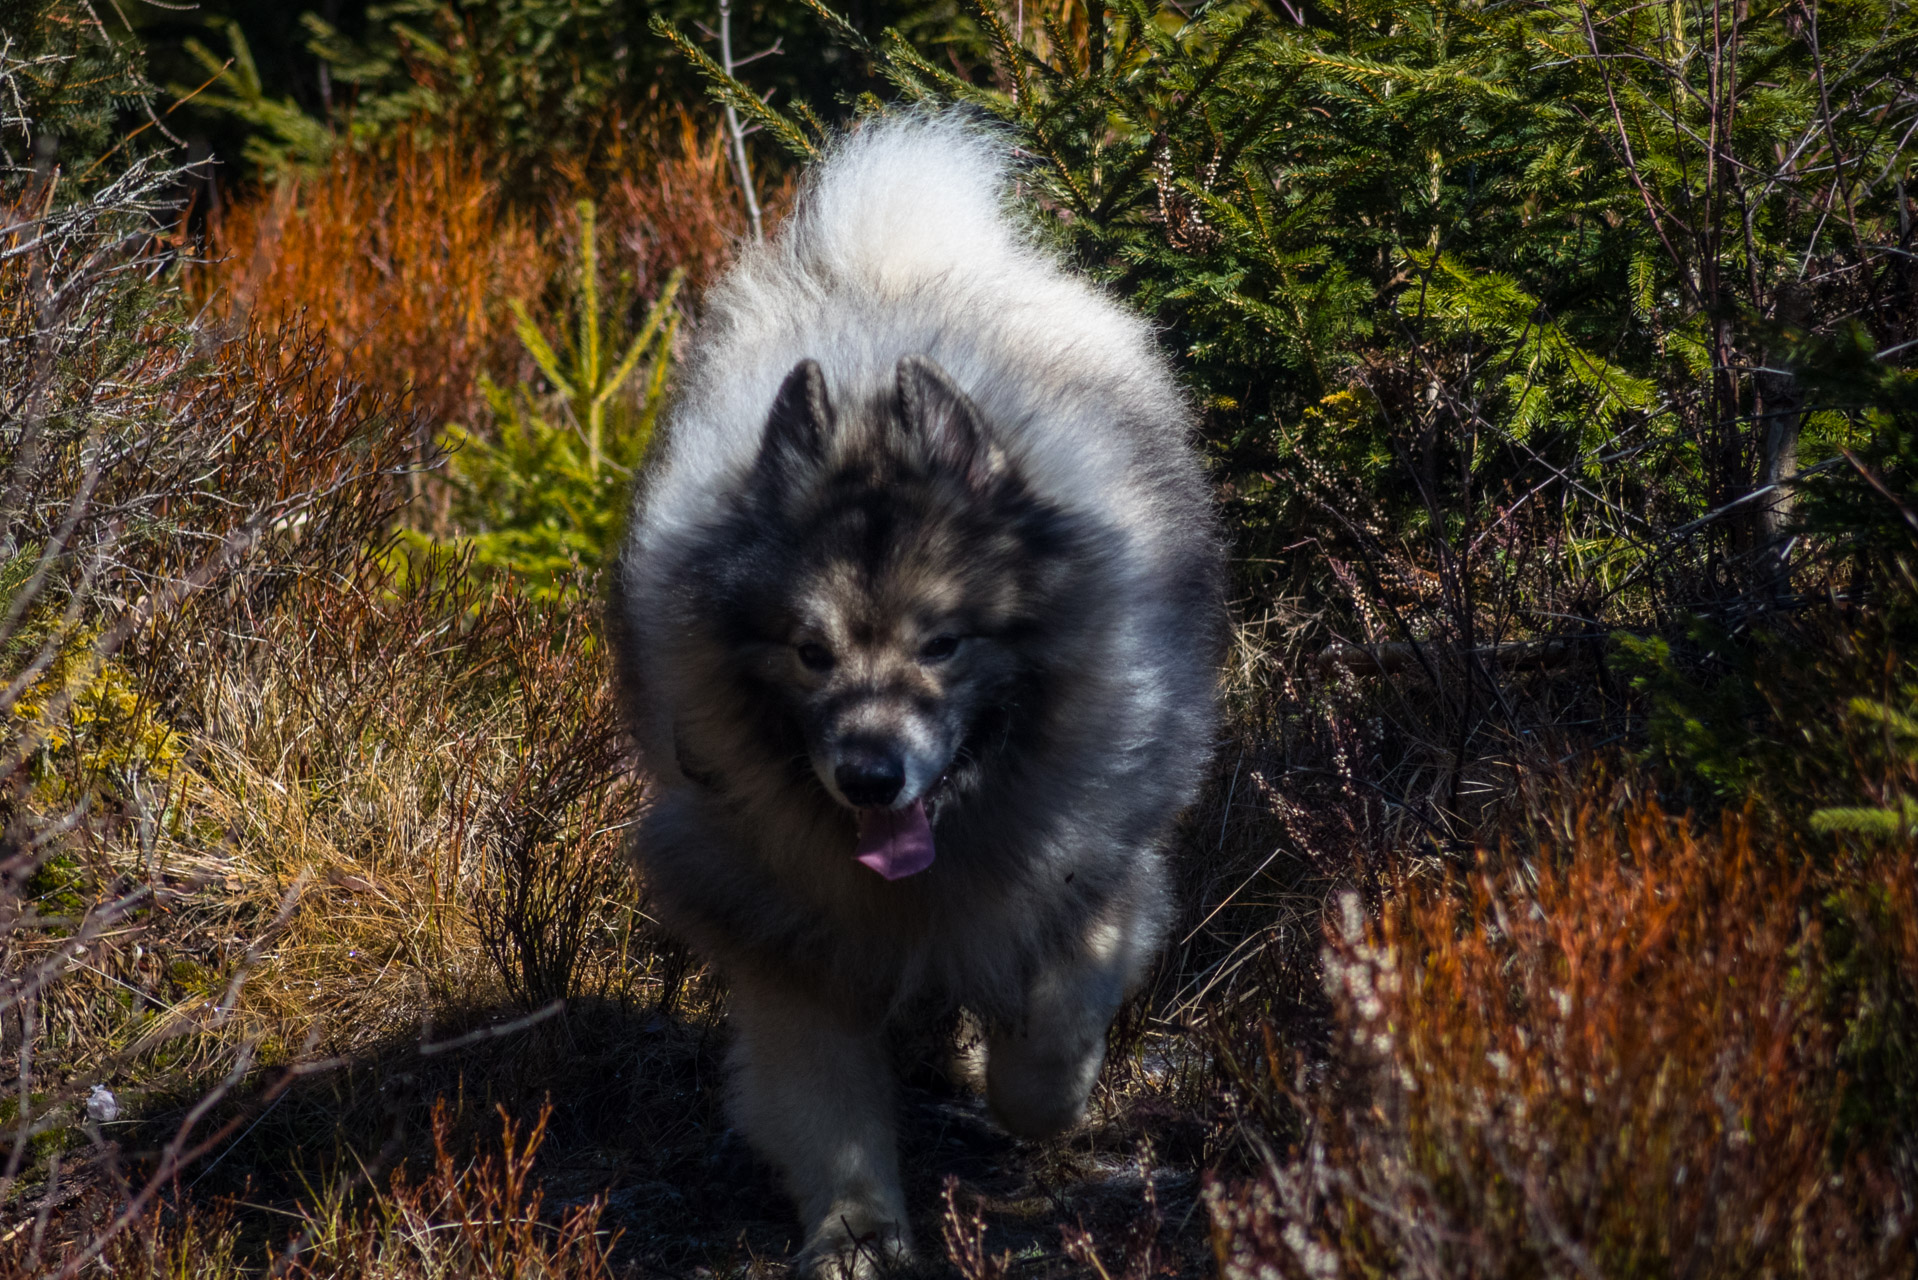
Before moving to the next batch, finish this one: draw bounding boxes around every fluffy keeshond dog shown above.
[609,111,1224,1274]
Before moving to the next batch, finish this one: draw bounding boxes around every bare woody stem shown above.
[719,0,764,244]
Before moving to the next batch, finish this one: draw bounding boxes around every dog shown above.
[609,110,1224,1275]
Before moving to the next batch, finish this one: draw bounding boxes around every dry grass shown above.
[3,537,685,1274]
[153,545,656,1046]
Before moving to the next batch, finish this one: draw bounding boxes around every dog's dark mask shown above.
[716,355,1080,860]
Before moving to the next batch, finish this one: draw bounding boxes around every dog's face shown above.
[710,356,1075,818]
[777,541,1014,812]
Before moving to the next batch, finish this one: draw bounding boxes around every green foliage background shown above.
[131,0,988,183]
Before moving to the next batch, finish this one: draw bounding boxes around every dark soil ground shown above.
[102,996,1226,1277]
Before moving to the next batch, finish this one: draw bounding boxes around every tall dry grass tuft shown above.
[1209,796,1911,1278]
[172,547,644,1046]
[8,1102,620,1278]
[196,129,551,435]
[464,577,636,1009]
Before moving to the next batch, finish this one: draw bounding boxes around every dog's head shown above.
[704,355,1083,865]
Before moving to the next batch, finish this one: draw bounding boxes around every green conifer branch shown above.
[509,299,578,404]
[648,17,819,161]
[594,270,685,420]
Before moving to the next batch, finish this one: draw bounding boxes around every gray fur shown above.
[609,110,1224,1274]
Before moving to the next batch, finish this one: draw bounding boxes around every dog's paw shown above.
[985,1038,1099,1139]
[796,1211,912,1280]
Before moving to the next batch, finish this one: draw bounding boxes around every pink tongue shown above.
[854,800,935,880]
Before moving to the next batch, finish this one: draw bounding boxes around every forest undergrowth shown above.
[4,0,1917,1276]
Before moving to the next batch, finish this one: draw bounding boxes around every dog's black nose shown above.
[835,754,904,808]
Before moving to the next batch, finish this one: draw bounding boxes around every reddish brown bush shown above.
[597,112,774,304]
[195,117,773,446]
[1210,799,1910,1279]
[196,130,550,436]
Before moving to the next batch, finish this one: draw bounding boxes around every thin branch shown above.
[718,0,764,244]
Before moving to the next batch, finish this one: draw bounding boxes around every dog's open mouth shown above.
[854,800,935,880]
[850,771,957,880]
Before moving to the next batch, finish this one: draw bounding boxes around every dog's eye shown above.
[919,635,961,663]
[795,642,835,672]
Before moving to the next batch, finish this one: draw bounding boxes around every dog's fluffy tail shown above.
[652,106,1185,543]
[781,110,1033,293]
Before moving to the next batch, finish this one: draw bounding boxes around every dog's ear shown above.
[756,359,835,478]
[895,355,1003,489]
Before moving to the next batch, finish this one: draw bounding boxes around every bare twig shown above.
[717,0,764,243]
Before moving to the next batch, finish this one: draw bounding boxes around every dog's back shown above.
[643,112,1179,505]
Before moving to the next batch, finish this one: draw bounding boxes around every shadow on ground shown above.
[117,995,1217,1277]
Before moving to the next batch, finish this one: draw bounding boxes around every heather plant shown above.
[1210,797,1910,1279]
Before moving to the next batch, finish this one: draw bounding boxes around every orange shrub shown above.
[198,117,769,446]
[1210,800,1910,1279]
[197,130,551,438]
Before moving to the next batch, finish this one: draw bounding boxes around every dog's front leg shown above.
[727,973,911,1277]
[986,897,1154,1139]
